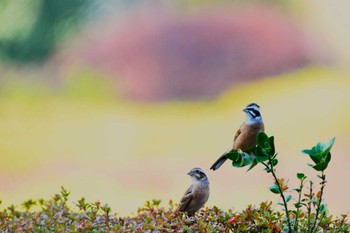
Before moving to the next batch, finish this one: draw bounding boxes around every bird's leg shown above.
[189,216,196,223]
[249,151,256,159]
[185,214,196,222]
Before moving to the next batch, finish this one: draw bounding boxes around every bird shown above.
[210,103,265,171]
[176,167,210,216]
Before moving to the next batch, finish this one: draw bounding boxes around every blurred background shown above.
[0,0,349,216]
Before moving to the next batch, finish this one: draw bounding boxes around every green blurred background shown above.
[0,0,349,216]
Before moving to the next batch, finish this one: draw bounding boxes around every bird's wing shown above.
[178,185,194,212]
[233,124,243,141]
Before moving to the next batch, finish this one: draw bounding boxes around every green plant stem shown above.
[271,169,292,232]
[314,212,326,232]
[293,179,305,232]
[264,156,292,232]
[310,172,326,233]
[307,181,313,233]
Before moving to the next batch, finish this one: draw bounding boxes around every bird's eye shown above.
[246,108,260,118]
[195,171,206,180]
[196,170,203,175]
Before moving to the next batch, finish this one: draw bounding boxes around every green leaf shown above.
[264,167,272,173]
[255,148,269,162]
[246,159,258,172]
[307,152,322,164]
[302,137,335,168]
[285,195,292,203]
[257,132,269,148]
[325,152,331,163]
[232,159,243,167]
[312,162,329,171]
[268,136,275,155]
[232,153,244,167]
[301,149,313,155]
[319,203,328,214]
[297,173,306,180]
[269,184,281,194]
[229,150,257,168]
[271,158,278,167]
[321,137,336,156]
[225,150,240,161]
[294,202,302,208]
[271,153,277,160]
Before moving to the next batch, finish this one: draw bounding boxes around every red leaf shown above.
[228,216,238,224]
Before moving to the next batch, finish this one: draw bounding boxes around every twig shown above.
[267,155,292,232]
[293,178,305,232]
[310,172,326,233]
[307,181,313,233]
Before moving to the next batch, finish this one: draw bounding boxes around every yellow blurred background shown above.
[0,1,349,216]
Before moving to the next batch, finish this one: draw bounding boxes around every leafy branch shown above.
[293,172,307,232]
[225,132,336,233]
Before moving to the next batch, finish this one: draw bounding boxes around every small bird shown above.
[176,167,210,216]
[210,103,265,171]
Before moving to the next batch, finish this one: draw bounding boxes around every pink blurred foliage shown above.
[82,6,311,101]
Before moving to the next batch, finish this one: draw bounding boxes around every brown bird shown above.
[210,103,265,171]
[176,168,210,216]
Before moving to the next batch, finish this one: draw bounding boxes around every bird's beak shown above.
[187,170,194,176]
[243,108,248,113]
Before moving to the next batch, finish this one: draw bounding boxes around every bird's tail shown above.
[210,151,231,171]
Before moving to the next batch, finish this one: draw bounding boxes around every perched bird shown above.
[210,103,265,171]
[176,167,210,216]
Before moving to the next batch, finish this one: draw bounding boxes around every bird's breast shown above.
[193,184,210,203]
[233,123,264,150]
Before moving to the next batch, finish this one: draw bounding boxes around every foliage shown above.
[0,187,348,232]
[0,0,91,63]
[302,137,335,172]
[226,132,346,233]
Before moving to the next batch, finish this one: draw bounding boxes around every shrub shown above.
[0,188,348,232]
[224,133,348,233]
